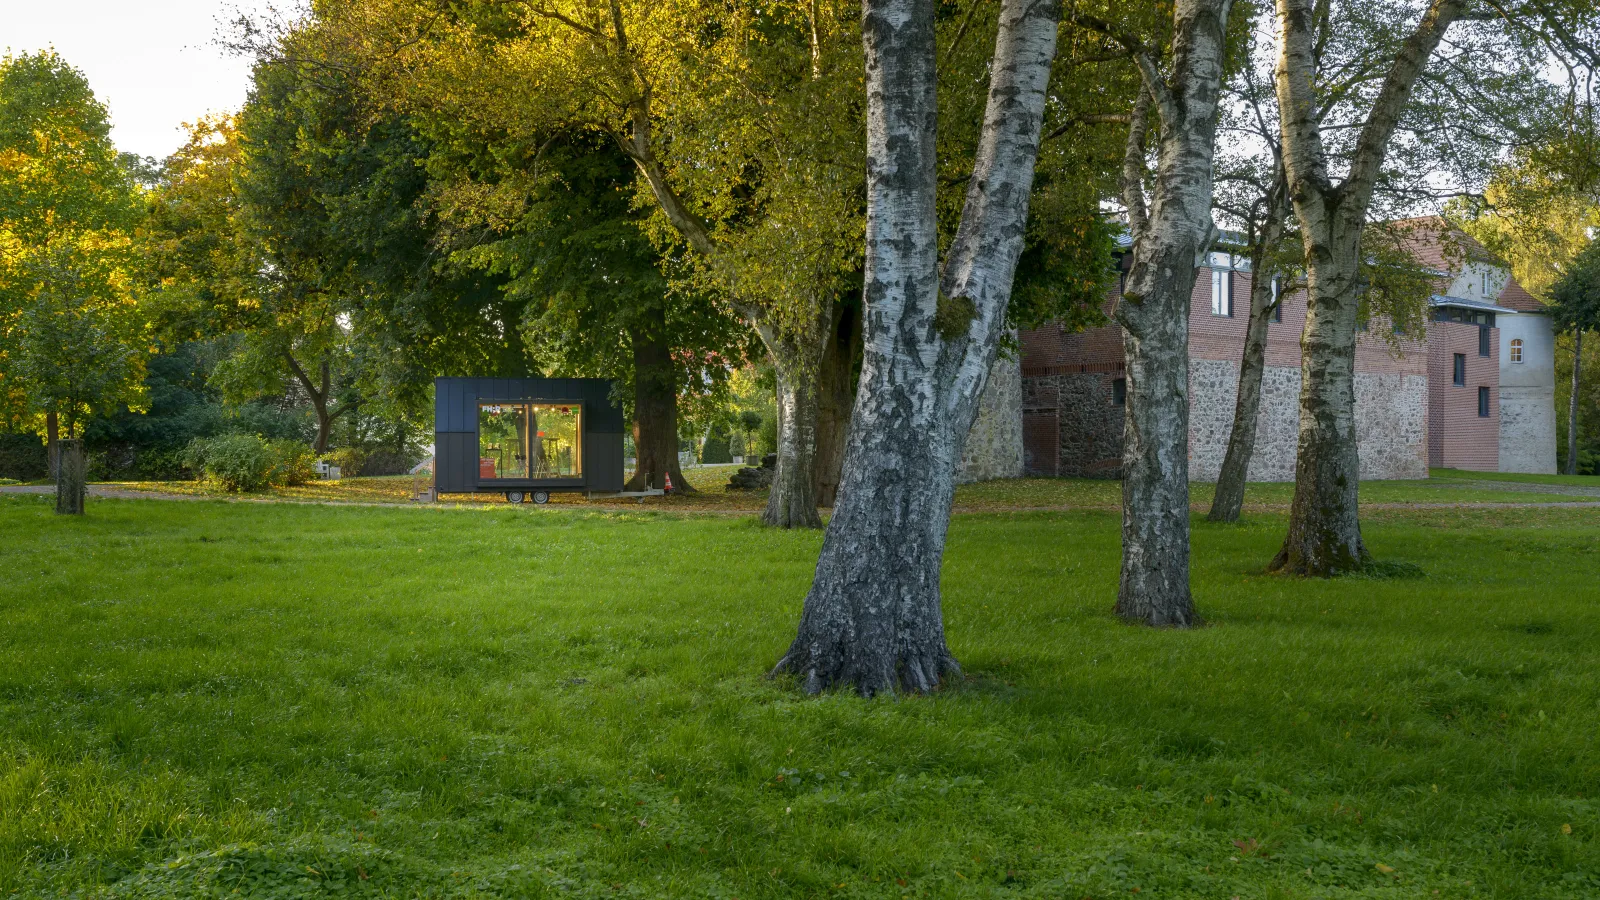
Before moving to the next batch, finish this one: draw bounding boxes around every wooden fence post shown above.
[56,439,86,515]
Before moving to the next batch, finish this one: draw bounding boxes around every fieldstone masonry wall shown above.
[1187,360,1300,482]
[957,354,1025,483]
[1354,372,1430,480]
[1042,362,1430,483]
[1022,372,1124,477]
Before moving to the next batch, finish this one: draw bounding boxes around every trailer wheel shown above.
[505,491,526,504]
[532,490,550,505]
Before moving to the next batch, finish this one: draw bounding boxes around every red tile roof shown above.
[1497,277,1545,312]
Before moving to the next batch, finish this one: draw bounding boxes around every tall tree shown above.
[0,52,148,466]
[1549,239,1600,474]
[1269,0,1571,574]
[430,132,748,493]
[770,0,1058,693]
[1067,0,1238,624]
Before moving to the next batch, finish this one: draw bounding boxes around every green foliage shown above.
[184,433,316,492]
[0,51,149,435]
[320,447,367,478]
[268,440,317,487]
[1549,239,1600,335]
[0,431,46,480]
[700,422,733,464]
[1,498,1598,895]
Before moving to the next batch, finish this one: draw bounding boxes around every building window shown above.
[1479,327,1491,357]
[1478,386,1490,418]
[478,402,583,479]
[1510,338,1523,363]
[1453,353,1465,386]
[1270,277,1283,322]
[1211,269,1233,316]
[1112,377,1127,406]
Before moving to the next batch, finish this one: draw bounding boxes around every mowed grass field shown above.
[103,466,1600,510]
[0,495,1596,898]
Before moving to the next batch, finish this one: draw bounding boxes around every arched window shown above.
[1510,338,1523,363]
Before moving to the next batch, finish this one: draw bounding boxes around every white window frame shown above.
[1510,338,1523,363]
[1211,267,1233,317]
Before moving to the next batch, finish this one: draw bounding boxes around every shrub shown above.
[269,441,317,486]
[359,448,419,476]
[700,423,733,464]
[184,434,277,492]
[0,432,47,481]
[319,447,366,478]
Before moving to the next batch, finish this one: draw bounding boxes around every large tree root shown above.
[769,643,961,697]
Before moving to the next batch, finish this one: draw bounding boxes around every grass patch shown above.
[103,470,1598,511]
[1,495,1596,897]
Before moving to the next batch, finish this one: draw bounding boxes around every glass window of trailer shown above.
[478,403,583,479]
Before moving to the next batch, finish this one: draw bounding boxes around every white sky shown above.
[4,1,283,161]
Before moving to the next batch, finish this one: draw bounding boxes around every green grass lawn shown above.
[1,496,1596,898]
[105,469,1597,510]
[1431,468,1600,490]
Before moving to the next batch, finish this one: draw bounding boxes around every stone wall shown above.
[1355,372,1430,480]
[1187,360,1300,482]
[1499,384,1558,474]
[957,354,1025,483]
[1022,371,1124,477]
[1037,361,1428,483]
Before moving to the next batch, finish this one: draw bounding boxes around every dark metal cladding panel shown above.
[435,432,477,493]
[585,432,625,492]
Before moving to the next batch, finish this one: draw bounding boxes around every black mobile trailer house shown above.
[434,377,655,503]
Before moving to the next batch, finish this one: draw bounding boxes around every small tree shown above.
[1549,239,1600,475]
[0,52,148,467]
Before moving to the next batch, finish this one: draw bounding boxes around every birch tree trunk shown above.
[1269,0,1463,575]
[1568,331,1582,475]
[1209,179,1290,523]
[772,0,1057,694]
[1207,273,1276,522]
[766,349,823,527]
[1098,0,1234,626]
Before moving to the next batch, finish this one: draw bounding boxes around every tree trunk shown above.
[46,410,60,482]
[311,399,332,454]
[1568,330,1582,475]
[625,321,693,493]
[1209,184,1288,523]
[1106,0,1234,626]
[772,0,1056,694]
[1270,234,1368,574]
[55,438,86,515]
[813,300,862,508]
[764,354,822,527]
[1268,0,1463,574]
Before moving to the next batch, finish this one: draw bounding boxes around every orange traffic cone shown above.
[663,471,674,495]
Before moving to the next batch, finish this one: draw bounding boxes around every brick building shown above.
[1015,225,1556,480]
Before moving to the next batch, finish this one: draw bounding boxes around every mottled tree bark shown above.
[1270,0,1463,575]
[625,318,693,493]
[772,0,1057,694]
[814,300,862,508]
[1091,0,1234,626]
[765,346,823,527]
[55,438,85,515]
[1568,331,1582,475]
[1209,175,1290,523]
